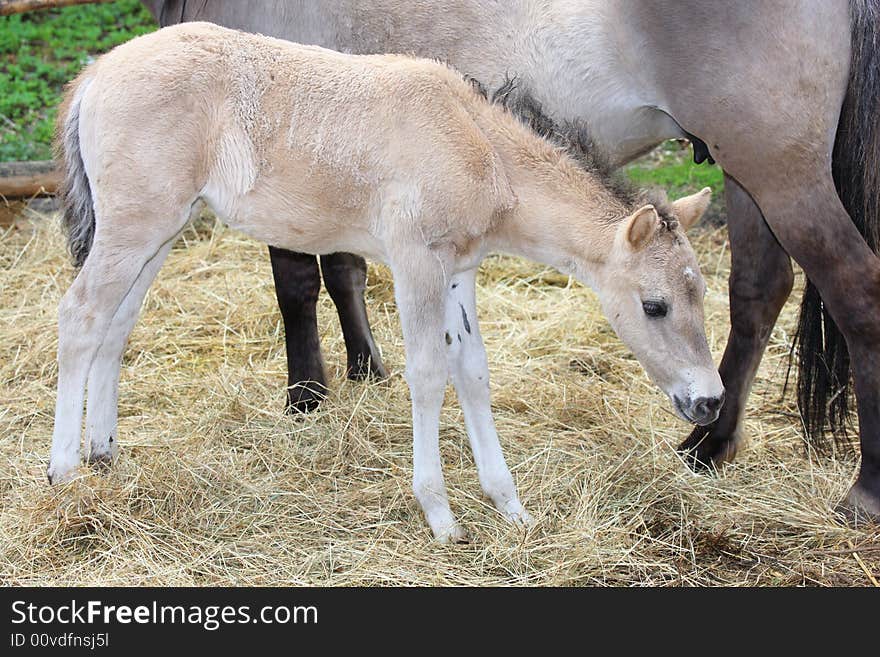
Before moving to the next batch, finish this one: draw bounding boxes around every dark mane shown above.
[466,75,676,228]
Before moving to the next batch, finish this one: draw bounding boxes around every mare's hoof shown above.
[835,483,880,527]
[678,424,741,471]
[284,383,327,415]
[346,354,388,382]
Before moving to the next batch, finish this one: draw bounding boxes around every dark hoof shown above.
[87,451,114,472]
[285,383,327,415]
[677,424,740,472]
[346,354,388,382]
[835,483,880,527]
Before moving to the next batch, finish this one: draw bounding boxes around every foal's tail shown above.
[54,75,95,269]
[794,0,880,448]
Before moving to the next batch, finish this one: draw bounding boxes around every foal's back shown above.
[72,22,509,258]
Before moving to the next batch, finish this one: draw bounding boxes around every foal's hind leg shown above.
[49,246,159,483]
[321,252,388,381]
[84,240,175,465]
[48,207,191,483]
[680,175,793,468]
[444,268,531,526]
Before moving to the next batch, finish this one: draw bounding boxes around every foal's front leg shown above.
[444,269,532,526]
[392,254,466,543]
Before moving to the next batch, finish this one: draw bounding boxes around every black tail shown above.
[793,0,880,449]
[55,77,95,268]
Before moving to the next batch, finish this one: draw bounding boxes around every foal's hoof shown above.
[47,461,79,485]
[87,438,118,469]
[284,383,327,415]
[677,424,741,471]
[835,483,880,527]
[505,507,535,529]
[434,523,470,545]
[490,495,535,528]
[346,353,388,382]
[87,450,115,472]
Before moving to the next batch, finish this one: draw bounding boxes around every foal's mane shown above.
[466,75,677,229]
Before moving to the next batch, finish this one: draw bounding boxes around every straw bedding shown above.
[0,206,877,586]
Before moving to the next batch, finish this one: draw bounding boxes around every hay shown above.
[0,206,877,586]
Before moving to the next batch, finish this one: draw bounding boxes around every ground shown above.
[0,208,877,586]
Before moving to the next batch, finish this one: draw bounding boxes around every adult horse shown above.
[144,0,880,521]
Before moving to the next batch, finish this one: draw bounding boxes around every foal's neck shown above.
[484,119,630,286]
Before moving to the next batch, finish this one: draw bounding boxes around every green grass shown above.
[625,141,724,198]
[0,0,157,162]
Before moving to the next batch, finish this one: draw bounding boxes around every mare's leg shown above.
[268,246,327,413]
[742,174,880,521]
[680,175,794,467]
[391,248,466,543]
[320,252,387,380]
[84,240,175,464]
[444,268,531,525]
[634,0,874,517]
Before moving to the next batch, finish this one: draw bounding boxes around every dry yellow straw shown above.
[0,207,877,586]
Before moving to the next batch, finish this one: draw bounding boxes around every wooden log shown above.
[0,0,113,16]
[0,160,60,198]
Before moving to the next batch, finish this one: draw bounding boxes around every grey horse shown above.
[142,0,880,522]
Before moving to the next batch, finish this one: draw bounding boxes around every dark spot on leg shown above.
[108,436,113,443]
[451,283,458,289]
[459,303,471,334]
[457,334,462,343]
[445,332,452,345]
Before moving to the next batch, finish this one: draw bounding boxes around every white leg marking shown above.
[48,247,155,483]
[392,254,467,543]
[84,242,173,463]
[445,269,532,527]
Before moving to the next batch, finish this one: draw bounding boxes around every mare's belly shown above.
[586,104,687,167]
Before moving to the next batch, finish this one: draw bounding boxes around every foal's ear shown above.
[621,204,661,252]
[671,187,712,231]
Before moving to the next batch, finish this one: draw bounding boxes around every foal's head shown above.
[599,187,724,426]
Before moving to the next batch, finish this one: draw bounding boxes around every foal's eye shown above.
[642,300,668,318]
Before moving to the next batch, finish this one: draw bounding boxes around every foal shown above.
[51,23,721,541]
